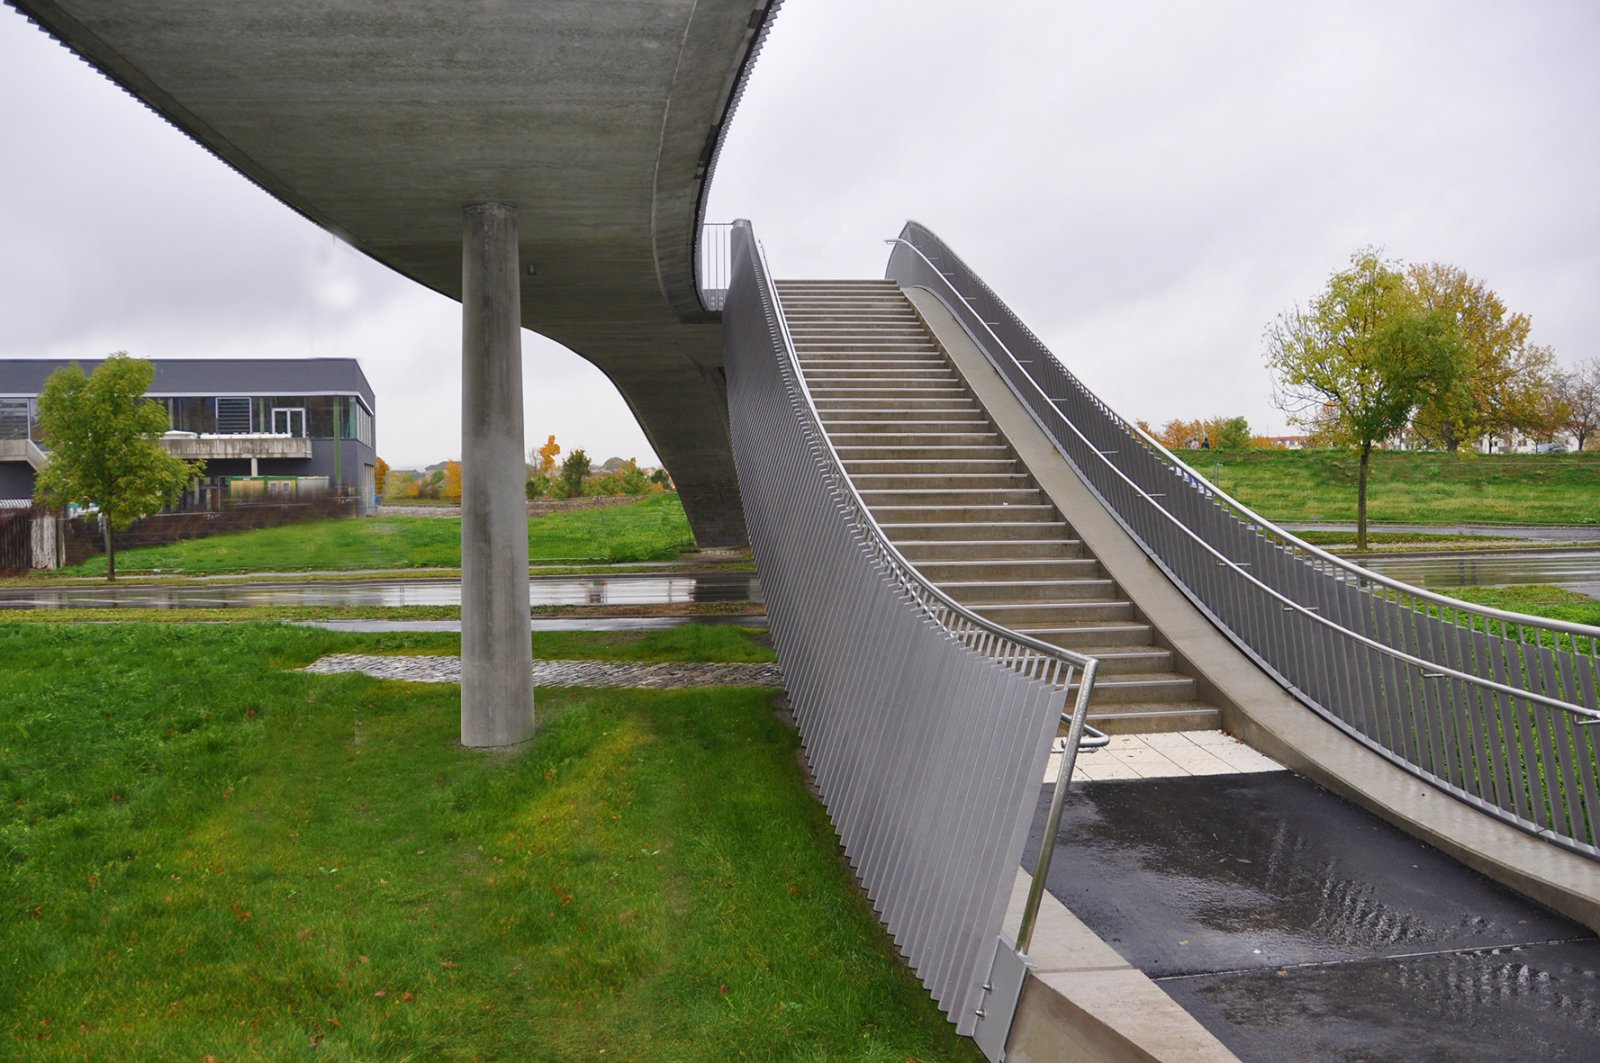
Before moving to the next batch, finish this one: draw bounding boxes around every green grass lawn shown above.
[1189,449,1600,525]
[1437,584,1600,630]
[0,622,971,1061]
[1293,531,1523,549]
[56,494,696,577]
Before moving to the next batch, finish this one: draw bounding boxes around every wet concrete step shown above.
[851,472,1035,490]
[812,393,973,405]
[804,371,963,384]
[1069,672,1200,705]
[869,502,1058,523]
[1013,621,1155,649]
[971,600,1137,624]
[1063,645,1175,676]
[939,578,1119,604]
[837,445,1016,462]
[896,538,1086,561]
[859,488,1047,507]
[829,432,1005,449]
[914,557,1102,582]
[822,417,987,432]
[843,458,1024,475]
[882,521,1073,543]
[1085,701,1222,734]
[820,416,990,430]
[797,354,949,366]
[815,396,975,407]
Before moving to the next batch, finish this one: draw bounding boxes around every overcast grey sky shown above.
[3,1,1596,468]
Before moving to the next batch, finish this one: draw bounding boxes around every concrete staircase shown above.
[775,278,1220,735]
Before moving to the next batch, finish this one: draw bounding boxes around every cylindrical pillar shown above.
[460,203,534,747]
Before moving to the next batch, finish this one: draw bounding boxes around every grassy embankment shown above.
[1438,585,1600,632]
[1191,449,1600,526]
[55,493,696,578]
[0,622,973,1061]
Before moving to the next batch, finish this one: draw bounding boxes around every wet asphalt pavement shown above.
[1025,773,1600,1061]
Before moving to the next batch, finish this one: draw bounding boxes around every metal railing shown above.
[887,221,1600,858]
[697,222,733,311]
[722,220,1101,1044]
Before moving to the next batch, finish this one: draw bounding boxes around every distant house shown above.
[1261,435,1311,450]
[0,358,377,513]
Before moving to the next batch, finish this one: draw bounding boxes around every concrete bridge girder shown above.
[8,0,764,547]
[10,0,771,743]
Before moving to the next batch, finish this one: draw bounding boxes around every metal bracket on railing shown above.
[971,937,1032,1062]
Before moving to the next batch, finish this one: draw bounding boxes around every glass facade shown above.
[0,399,29,441]
[155,395,372,439]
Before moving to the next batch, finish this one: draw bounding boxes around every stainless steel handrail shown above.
[725,219,1102,1038]
[887,221,1600,857]
[757,239,1108,714]
[886,235,1600,724]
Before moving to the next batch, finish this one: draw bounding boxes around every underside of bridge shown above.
[10,0,776,746]
[9,0,764,549]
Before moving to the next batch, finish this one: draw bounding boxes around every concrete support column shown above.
[460,203,534,748]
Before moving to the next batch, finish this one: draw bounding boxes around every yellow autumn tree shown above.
[442,460,462,502]
[535,435,560,477]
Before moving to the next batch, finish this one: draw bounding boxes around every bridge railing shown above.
[697,222,733,311]
[887,220,1600,859]
[722,219,1101,1050]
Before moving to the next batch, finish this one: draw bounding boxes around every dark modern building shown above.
[0,358,377,512]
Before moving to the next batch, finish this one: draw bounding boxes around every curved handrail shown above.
[887,221,1599,858]
[722,219,1103,1036]
[753,236,1106,707]
[1108,367,1600,639]
[887,234,1599,724]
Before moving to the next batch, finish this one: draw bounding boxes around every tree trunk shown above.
[1357,442,1371,552]
[102,518,115,582]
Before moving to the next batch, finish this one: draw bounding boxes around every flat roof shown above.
[0,358,375,408]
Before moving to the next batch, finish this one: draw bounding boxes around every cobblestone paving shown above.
[303,654,784,689]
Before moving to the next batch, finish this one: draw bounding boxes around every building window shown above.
[215,397,252,434]
[0,398,28,441]
[271,407,306,436]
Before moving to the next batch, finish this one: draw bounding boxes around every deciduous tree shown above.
[532,434,560,477]
[1406,263,1558,451]
[1557,357,1600,451]
[558,449,591,498]
[442,460,463,502]
[1265,250,1467,550]
[33,354,203,580]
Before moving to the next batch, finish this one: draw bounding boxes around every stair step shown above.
[844,459,1023,475]
[870,503,1058,523]
[837,446,1015,462]
[859,485,1043,503]
[1066,646,1175,676]
[1070,673,1198,705]
[851,473,1034,490]
[882,521,1070,542]
[896,538,1085,561]
[1014,623,1154,649]
[914,558,1101,582]
[1083,702,1223,736]
[829,432,1004,448]
[973,600,1136,624]
[940,578,1119,604]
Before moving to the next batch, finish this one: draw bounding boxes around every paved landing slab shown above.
[1025,772,1600,1060]
[1050,730,1284,782]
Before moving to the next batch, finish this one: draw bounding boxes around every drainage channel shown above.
[1023,772,1600,1061]
[0,572,763,610]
